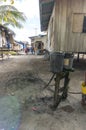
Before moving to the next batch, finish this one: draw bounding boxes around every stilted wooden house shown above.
[39,0,86,53]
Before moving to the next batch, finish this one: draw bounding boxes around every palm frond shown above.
[3,18,23,29]
[6,10,26,22]
[0,4,26,28]
[0,5,18,11]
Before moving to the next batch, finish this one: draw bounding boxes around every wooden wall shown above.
[48,0,86,52]
[30,35,47,50]
[47,5,55,51]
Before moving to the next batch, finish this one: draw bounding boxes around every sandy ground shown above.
[0,54,86,130]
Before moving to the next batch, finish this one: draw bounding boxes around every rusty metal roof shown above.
[39,0,54,31]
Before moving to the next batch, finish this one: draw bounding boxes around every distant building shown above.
[29,34,47,53]
[39,0,86,53]
[13,41,22,51]
[14,40,30,51]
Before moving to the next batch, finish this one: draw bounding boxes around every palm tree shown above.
[0,5,26,28]
[0,0,14,4]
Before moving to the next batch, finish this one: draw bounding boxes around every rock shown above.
[11,92,15,96]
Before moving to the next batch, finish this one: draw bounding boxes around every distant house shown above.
[39,0,86,53]
[29,34,47,52]
[13,41,22,51]
[15,41,29,50]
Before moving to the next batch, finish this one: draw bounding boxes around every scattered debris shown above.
[32,107,37,111]
[60,105,75,113]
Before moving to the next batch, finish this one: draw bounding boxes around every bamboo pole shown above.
[85,72,86,86]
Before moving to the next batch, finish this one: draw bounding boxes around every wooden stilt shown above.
[1,47,3,60]
[53,73,61,108]
[62,71,70,100]
[51,71,70,110]
[77,52,80,62]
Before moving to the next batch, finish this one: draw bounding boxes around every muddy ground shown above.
[0,54,86,130]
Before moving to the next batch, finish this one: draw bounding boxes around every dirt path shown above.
[0,55,86,130]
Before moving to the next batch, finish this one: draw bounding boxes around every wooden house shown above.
[13,41,22,51]
[39,0,86,53]
[29,34,47,52]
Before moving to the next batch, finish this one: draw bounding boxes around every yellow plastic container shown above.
[81,82,86,94]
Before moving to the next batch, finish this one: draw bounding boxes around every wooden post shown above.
[77,52,80,62]
[52,71,70,110]
[85,72,86,86]
[62,71,70,100]
[53,73,61,108]
[1,47,3,60]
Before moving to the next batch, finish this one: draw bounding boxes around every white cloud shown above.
[13,26,41,42]
[14,0,40,18]
[14,0,40,41]
[4,0,41,41]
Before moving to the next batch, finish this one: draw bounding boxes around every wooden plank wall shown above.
[47,5,55,51]
[53,0,86,52]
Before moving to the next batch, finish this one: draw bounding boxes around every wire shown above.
[68,91,81,94]
[43,73,55,90]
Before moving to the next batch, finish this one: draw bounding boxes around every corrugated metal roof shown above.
[29,34,46,40]
[39,0,54,31]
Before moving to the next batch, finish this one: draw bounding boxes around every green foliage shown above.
[0,4,26,28]
[9,51,17,55]
[0,0,15,4]
[0,51,17,55]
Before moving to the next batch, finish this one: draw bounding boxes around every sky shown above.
[3,0,41,42]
